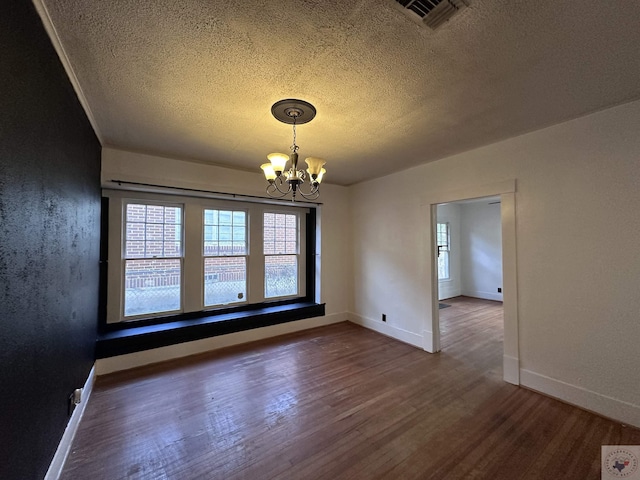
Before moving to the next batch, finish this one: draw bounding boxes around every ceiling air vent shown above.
[392,0,469,30]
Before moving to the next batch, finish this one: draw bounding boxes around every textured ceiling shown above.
[40,0,640,185]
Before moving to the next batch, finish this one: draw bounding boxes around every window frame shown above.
[112,199,186,322]
[263,211,302,300]
[104,190,308,324]
[202,207,249,308]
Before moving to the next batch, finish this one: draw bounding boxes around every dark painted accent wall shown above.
[0,2,101,479]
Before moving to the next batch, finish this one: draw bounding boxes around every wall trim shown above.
[348,312,423,349]
[438,283,461,301]
[503,355,519,385]
[45,365,96,480]
[520,369,640,428]
[31,0,103,145]
[461,290,504,302]
[96,313,346,375]
[422,329,437,353]
[420,179,516,207]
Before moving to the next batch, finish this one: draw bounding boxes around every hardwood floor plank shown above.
[61,297,640,479]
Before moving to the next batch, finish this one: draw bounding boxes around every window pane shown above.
[204,209,246,256]
[233,226,245,243]
[265,255,297,298]
[166,207,181,224]
[145,223,163,241]
[232,211,245,225]
[263,227,275,254]
[146,205,164,223]
[204,257,246,307]
[125,204,183,259]
[263,212,297,255]
[163,242,181,257]
[124,259,181,317]
[219,210,232,225]
[205,209,217,224]
[164,224,181,242]
[126,222,144,239]
[437,223,449,249]
[264,212,275,227]
[145,241,164,258]
[126,204,146,222]
[125,241,144,258]
[204,225,215,242]
[219,225,232,242]
[204,242,219,256]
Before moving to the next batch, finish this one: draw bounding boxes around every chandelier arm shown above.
[295,180,320,199]
[266,182,291,198]
[297,189,320,200]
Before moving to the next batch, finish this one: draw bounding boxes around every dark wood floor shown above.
[61,296,640,479]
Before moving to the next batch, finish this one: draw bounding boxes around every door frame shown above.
[421,179,519,385]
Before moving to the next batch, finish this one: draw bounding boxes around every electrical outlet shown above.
[382,314,387,322]
[498,287,502,293]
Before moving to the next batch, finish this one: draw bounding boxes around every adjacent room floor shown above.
[61,297,640,479]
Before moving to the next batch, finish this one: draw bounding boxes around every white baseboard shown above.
[503,355,519,385]
[520,369,640,428]
[45,365,96,480]
[461,290,504,302]
[96,313,346,375]
[438,285,461,301]
[421,329,439,353]
[348,312,423,349]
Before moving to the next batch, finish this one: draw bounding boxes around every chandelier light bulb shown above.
[305,157,326,176]
[260,163,277,182]
[266,152,288,174]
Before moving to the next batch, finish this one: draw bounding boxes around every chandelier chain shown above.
[291,115,299,153]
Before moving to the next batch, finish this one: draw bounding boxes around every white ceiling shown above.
[39,0,640,186]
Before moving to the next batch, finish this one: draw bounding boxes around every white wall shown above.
[350,99,640,427]
[436,203,461,300]
[98,148,351,373]
[460,201,503,301]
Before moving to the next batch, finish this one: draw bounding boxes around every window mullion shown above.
[183,203,203,312]
[249,205,265,304]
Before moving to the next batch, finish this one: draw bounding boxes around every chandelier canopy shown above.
[261,99,326,201]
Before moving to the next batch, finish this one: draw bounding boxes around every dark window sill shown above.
[96,302,325,358]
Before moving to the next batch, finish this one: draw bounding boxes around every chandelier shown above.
[261,99,326,200]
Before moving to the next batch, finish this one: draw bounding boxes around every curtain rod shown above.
[105,179,322,207]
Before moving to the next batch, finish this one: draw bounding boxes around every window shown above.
[105,191,308,323]
[123,203,183,317]
[263,212,298,298]
[203,209,247,307]
[437,222,450,280]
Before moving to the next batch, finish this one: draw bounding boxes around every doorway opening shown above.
[422,180,518,385]
[436,196,504,380]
